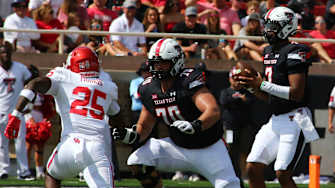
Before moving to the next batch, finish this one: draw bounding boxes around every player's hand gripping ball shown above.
[230,62,259,93]
[231,61,258,80]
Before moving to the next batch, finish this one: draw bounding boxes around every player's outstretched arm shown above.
[112,105,156,144]
[15,77,52,112]
[5,77,51,139]
[136,105,157,142]
[192,87,220,130]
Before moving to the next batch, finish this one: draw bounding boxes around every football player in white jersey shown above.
[5,46,120,188]
[0,41,34,180]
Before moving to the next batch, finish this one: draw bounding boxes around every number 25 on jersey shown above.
[70,86,106,120]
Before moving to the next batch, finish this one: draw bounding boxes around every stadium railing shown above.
[1,27,335,54]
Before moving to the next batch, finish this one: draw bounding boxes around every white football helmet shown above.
[148,38,185,80]
[264,6,297,44]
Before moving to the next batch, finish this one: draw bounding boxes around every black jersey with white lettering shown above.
[138,68,223,149]
[262,42,311,115]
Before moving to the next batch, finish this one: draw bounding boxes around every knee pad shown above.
[130,165,160,188]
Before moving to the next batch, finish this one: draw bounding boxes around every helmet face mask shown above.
[148,58,173,80]
[65,47,100,77]
[148,38,185,80]
[264,7,297,44]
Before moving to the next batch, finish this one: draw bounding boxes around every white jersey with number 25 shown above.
[46,67,118,140]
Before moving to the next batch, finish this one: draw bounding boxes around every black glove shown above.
[112,125,139,144]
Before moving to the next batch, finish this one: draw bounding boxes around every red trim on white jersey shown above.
[47,150,58,169]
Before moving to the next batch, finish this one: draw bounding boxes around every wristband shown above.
[20,89,36,102]
[12,109,23,117]
[260,81,290,100]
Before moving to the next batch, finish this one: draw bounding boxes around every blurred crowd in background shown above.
[0,0,335,63]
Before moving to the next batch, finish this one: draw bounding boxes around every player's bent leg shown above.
[246,162,266,188]
[83,159,114,188]
[276,170,297,188]
[45,172,61,188]
[129,165,162,188]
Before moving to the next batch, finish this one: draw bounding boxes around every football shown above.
[233,61,258,78]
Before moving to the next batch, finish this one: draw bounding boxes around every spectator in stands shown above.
[309,16,335,64]
[241,1,261,27]
[288,0,315,30]
[64,12,85,52]
[206,10,237,61]
[142,7,162,49]
[28,0,64,17]
[159,0,184,33]
[231,0,247,20]
[32,4,64,53]
[234,13,267,62]
[324,0,335,30]
[172,6,208,58]
[4,0,40,53]
[84,18,105,52]
[57,0,89,30]
[109,0,147,56]
[0,1,12,19]
[259,0,278,19]
[140,0,166,13]
[134,0,149,22]
[294,14,335,64]
[197,0,241,36]
[87,0,118,31]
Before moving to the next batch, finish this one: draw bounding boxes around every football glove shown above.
[5,111,22,139]
[170,120,202,135]
[112,125,139,144]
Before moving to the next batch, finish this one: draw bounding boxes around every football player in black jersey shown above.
[237,7,319,188]
[113,38,240,188]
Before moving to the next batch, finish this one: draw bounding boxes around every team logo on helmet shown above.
[65,47,100,77]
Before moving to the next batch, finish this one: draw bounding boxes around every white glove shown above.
[170,120,202,135]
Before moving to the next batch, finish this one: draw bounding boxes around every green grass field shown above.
[1,178,335,188]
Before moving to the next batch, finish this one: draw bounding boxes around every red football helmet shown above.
[65,47,100,77]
